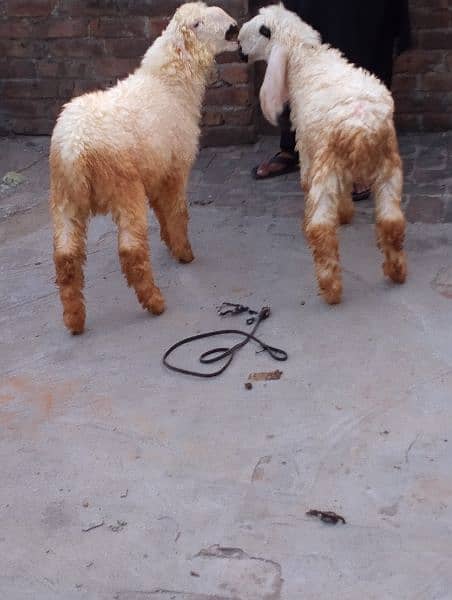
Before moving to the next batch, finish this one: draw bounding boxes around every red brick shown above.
[395,113,421,131]
[1,78,59,98]
[10,117,55,134]
[1,97,60,117]
[410,0,448,10]
[395,91,452,113]
[216,50,241,64]
[420,72,452,92]
[205,85,252,107]
[223,107,253,126]
[6,0,56,16]
[57,0,123,17]
[2,39,47,57]
[58,60,88,78]
[88,57,139,78]
[89,16,148,38]
[394,50,444,75]
[446,54,452,71]
[148,17,169,40]
[49,38,105,57]
[201,125,256,147]
[411,8,449,30]
[419,30,452,50]
[392,74,418,93]
[104,37,149,59]
[219,63,249,85]
[127,1,183,17]
[213,0,248,19]
[393,93,421,113]
[202,110,225,127]
[72,79,101,96]
[2,17,86,39]
[1,58,36,77]
[0,17,32,37]
[36,59,61,78]
[422,113,452,131]
[130,0,247,19]
[0,18,88,40]
[58,79,75,98]
[40,18,88,38]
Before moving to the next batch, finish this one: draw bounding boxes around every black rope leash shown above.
[162,305,288,378]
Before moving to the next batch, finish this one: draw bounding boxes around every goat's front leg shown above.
[304,173,342,304]
[152,174,194,264]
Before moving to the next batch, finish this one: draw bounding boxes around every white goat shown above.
[50,2,238,333]
[239,4,407,304]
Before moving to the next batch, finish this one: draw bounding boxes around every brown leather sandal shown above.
[252,151,299,180]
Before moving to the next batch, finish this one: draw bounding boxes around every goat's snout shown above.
[225,23,239,41]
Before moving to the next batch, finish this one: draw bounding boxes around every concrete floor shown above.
[1,136,452,600]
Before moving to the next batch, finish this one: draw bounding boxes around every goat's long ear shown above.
[259,44,289,127]
[176,24,197,59]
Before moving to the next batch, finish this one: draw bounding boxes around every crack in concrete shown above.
[405,432,422,464]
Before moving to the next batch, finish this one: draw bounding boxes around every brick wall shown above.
[0,0,451,144]
[393,0,452,131]
[0,0,255,145]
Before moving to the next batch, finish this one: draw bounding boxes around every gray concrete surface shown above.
[1,135,452,600]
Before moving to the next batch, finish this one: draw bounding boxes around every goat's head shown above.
[238,3,320,63]
[174,2,238,56]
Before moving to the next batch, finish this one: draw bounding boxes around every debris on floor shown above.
[82,520,104,532]
[109,520,127,532]
[2,171,26,187]
[249,369,283,382]
[306,510,346,525]
[244,382,253,390]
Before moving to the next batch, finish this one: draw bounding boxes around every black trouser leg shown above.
[278,104,298,156]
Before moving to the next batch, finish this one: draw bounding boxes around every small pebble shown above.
[244,382,253,390]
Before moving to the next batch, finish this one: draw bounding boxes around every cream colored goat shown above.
[50,2,238,333]
[239,4,407,304]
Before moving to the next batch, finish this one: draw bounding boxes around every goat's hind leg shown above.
[52,205,88,334]
[374,161,407,284]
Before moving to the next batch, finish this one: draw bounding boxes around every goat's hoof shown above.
[320,279,342,305]
[64,308,86,335]
[177,247,195,264]
[384,256,407,284]
[147,290,165,315]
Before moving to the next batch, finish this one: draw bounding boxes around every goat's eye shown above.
[259,25,271,39]
[193,21,200,28]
